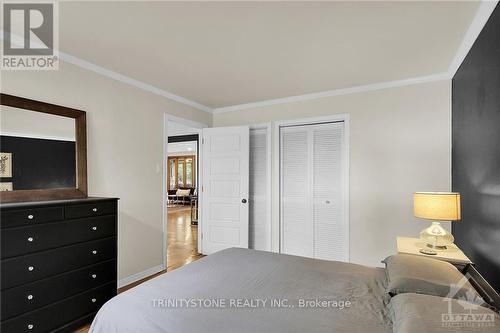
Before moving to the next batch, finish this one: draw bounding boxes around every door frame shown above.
[273,114,350,261]
[249,123,273,252]
[163,114,208,269]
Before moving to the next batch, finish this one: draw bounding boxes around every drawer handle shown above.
[28,266,34,272]
[92,250,98,255]
[92,226,97,231]
[27,214,34,220]
[92,208,98,212]
[27,324,34,330]
[28,237,34,242]
[27,294,34,300]
[92,298,97,303]
[92,274,97,279]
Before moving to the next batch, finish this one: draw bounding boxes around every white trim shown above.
[163,114,207,270]
[117,264,165,289]
[448,0,499,77]
[0,30,212,114]
[59,51,212,113]
[274,114,350,262]
[3,2,496,116]
[212,73,449,113]
[249,123,273,252]
[0,131,75,142]
[211,1,498,114]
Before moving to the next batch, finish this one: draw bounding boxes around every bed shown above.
[90,248,500,333]
[90,248,391,332]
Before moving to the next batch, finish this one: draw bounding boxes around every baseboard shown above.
[117,264,166,289]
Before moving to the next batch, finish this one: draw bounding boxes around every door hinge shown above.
[202,138,205,144]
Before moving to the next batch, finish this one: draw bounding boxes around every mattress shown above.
[90,248,392,333]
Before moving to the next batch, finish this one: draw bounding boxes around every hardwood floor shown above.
[73,204,203,332]
[166,205,204,271]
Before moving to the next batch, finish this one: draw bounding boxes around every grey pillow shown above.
[390,293,499,333]
[383,254,482,301]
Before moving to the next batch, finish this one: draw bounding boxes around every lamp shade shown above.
[413,192,461,221]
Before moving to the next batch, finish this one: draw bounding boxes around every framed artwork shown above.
[0,152,13,177]
[0,182,13,191]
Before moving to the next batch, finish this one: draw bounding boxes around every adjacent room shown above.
[0,1,499,333]
[165,120,202,270]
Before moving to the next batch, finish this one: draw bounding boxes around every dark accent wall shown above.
[0,135,76,190]
[452,4,500,292]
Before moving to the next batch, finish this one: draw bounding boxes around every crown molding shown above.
[448,0,498,77]
[212,73,450,114]
[58,52,213,113]
[212,0,498,114]
[0,30,213,114]
[2,1,497,115]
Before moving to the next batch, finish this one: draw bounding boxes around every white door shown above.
[280,121,347,262]
[202,126,250,254]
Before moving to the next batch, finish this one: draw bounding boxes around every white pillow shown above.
[176,189,191,196]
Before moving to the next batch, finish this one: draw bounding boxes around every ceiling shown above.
[167,121,199,137]
[59,1,480,109]
[168,142,197,155]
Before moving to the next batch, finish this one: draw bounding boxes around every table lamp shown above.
[413,192,461,255]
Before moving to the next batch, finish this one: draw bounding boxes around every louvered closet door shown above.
[280,122,346,262]
[312,122,346,261]
[280,127,313,257]
[249,128,270,251]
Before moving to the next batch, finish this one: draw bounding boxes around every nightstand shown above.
[397,236,472,270]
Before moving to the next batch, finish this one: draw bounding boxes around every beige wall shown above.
[0,62,452,274]
[0,62,211,281]
[213,80,452,267]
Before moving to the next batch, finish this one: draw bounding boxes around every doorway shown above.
[164,117,206,271]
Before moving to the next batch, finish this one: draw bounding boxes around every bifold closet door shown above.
[280,126,313,257]
[280,122,346,262]
[249,128,270,251]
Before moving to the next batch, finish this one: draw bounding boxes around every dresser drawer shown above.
[1,215,116,259]
[1,282,116,333]
[0,207,64,229]
[1,237,116,290]
[1,260,116,320]
[65,201,117,219]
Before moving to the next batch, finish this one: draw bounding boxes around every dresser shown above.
[0,197,118,333]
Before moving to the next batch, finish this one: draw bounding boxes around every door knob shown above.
[241,199,247,204]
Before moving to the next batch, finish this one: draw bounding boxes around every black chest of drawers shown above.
[0,197,118,333]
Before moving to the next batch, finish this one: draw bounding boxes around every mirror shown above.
[0,94,87,203]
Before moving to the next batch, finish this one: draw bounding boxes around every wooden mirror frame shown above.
[0,94,87,203]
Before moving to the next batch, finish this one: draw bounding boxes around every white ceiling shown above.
[168,141,197,155]
[59,1,480,109]
[167,121,199,137]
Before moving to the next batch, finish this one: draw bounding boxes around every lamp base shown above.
[420,221,454,249]
[419,248,437,255]
[426,243,447,250]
